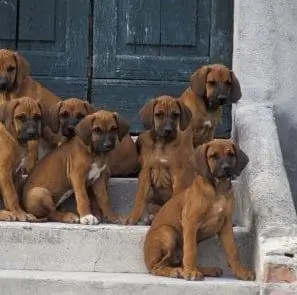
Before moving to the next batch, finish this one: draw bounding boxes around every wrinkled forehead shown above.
[0,51,16,68]
[207,141,235,155]
[92,112,117,128]
[154,98,180,113]
[61,100,86,112]
[207,65,231,82]
[14,100,41,115]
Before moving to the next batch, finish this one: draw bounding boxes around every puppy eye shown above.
[33,114,41,121]
[110,126,117,132]
[155,111,164,118]
[76,113,85,120]
[60,111,69,118]
[7,66,16,72]
[208,81,215,85]
[172,112,180,119]
[16,114,26,122]
[209,153,218,159]
[93,127,102,133]
[227,152,235,157]
[225,80,232,85]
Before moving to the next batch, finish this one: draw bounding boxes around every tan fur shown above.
[121,96,194,225]
[143,139,255,281]
[22,110,129,224]
[0,97,42,221]
[180,64,242,148]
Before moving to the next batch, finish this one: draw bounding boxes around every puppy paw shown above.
[180,267,204,281]
[233,267,255,281]
[200,266,223,277]
[14,210,37,222]
[61,212,80,224]
[0,211,17,221]
[80,214,99,225]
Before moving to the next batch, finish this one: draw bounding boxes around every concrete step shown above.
[0,270,260,295]
[0,222,252,276]
[61,178,244,226]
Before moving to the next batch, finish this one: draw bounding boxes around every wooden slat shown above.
[116,55,210,81]
[210,0,234,67]
[161,0,196,46]
[125,0,161,45]
[19,0,55,41]
[0,0,17,41]
[93,0,117,78]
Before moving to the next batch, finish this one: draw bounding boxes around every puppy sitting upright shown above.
[180,64,242,147]
[22,110,129,224]
[122,95,193,225]
[144,139,255,281]
[0,97,42,221]
[42,98,96,149]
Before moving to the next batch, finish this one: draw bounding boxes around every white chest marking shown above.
[159,158,169,164]
[87,163,107,184]
[204,120,212,128]
[15,158,26,174]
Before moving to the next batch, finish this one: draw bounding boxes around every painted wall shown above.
[232,0,297,208]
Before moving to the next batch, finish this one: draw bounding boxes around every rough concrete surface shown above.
[0,270,260,295]
[234,103,296,231]
[0,222,251,276]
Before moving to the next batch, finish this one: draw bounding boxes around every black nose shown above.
[218,96,227,105]
[0,79,8,91]
[27,128,37,137]
[222,164,231,173]
[163,127,173,136]
[103,142,113,150]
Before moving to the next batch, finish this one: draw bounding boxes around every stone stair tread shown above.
[0,222,252,276]
[0,270,260,295]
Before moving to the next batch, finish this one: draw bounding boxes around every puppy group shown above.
[0,49,255,282]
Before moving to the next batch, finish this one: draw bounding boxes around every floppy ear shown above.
[230,71,242,103]
[83,101,97,114]
[233,144,249,176]
[176,99,192,131]
[75,115,94,146]
[48,101,63,133]
[13,52,30,91]
[0,100,20,130]
[190,66,210,98]
[113,112,130,142]
[190,143,210,178]
[139,98,156,130]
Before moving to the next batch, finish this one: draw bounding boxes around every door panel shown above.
[92,0,234,135]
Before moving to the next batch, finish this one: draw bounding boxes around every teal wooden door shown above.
[91,0,234,136]
[0,0,234,137]
[0,0,90,99]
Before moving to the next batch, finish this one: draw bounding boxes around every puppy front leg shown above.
[92,173,118,223]
[125,167,150,225]
[180,211,204,281]
[70,174,99,225]
[0,172,36,221]
[26,140,39,174]
[219,217,255,280]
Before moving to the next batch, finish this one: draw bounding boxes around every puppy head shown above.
[49,98,97,139]
[0,96,42,143]
[192,139,249,180]
[190,64,242,109]
[75,110,130,154]
[139,95,192,141]
[0,49,30,93]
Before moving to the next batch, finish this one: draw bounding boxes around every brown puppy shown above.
[0,97,42,221]
[42,98,96,149]
[0,49,63,170]
[121,95,193,225]
[22,110,130,224]
[144,139,255,281]
[180,64,242,147]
